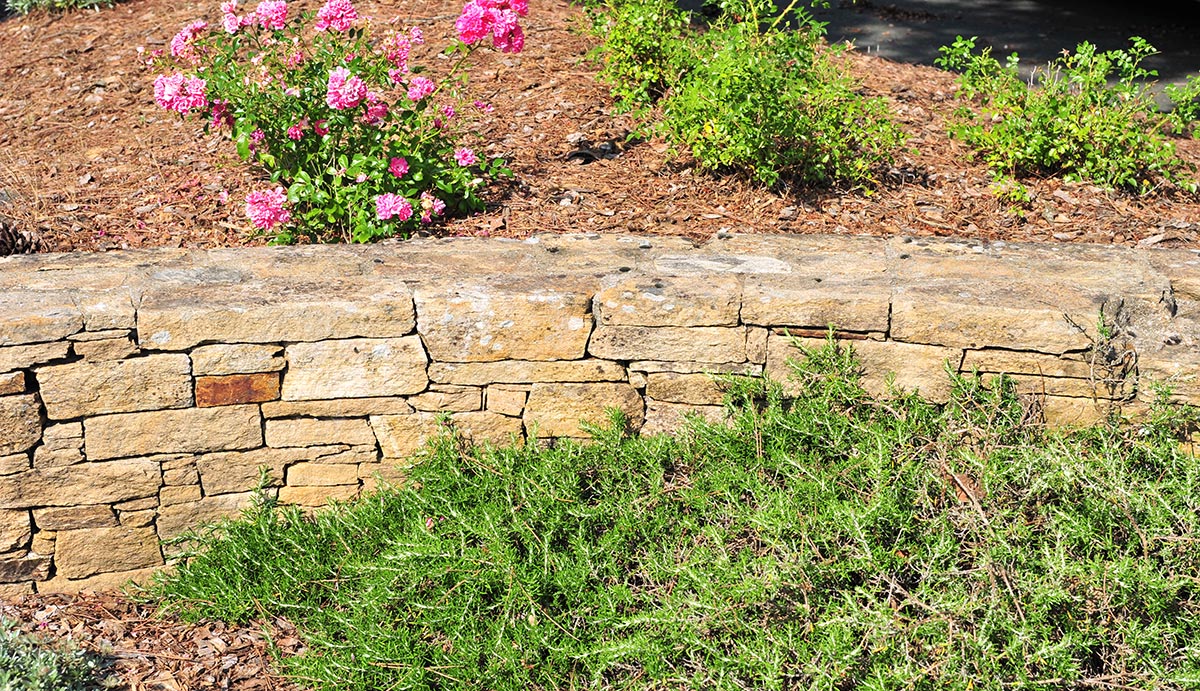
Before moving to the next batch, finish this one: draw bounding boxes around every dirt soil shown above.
[1,0,1200,252]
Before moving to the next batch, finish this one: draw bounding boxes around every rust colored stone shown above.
[195,372,281,408]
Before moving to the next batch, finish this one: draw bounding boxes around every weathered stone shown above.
[38,355,192,419]
[119,510,157,528]
[157,492,257,540]
[194,446,368,495]
[486,386,527,417]
[32,506,116,531]
[196,372,281,407]
[429,360,626,385]
[741,277,890,333]
[1137,348,1200,402]
[41,422,83,448]
[0,553,51,583]
[0,460,159,509]
[137,279,416,350]
[0,582,34,597]
[277,485,359,507]
[85,405,262,460]
[0,510,31,552]
[642,401,727,435]
[33,446,84,468]
[282,337,428,401]
[0,372,25,396]
[0,341,70,373]
[370,412,524,459]
[265,418,376,448]
[286,463,360,486]
[408,386,482,412]
[0,291,82,347]
[524,383,644,438]
[160,484,202,506]
[0,454,29,476]
[0,394,41,456]
[190,344,285,376]
[645,373,728,405]
[589,326,747,364]
[67,329,132,342]
[977,374,1113,399]
[53,526,162,579]
[77,293,137,332]
[163,466,199,486]
[261,397,414,419]
[594,274,740,326]
[628,361,762,375]
[746,328,768,365]
[415,283,593,362]
[38,566,162,594]
[31,531,54,555]
[628,370,647,389]
[890,295,1092,354]
[113,496,158,511]
[72,337,138,362]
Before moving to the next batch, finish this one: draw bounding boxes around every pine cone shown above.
[0,215,41,256]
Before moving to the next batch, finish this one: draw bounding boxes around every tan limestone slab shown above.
[32,446,85,469]
[408,386,482,412]
[370,412,524,459]
[0,291,83,347]
[0,341,71,374]
[961,349,1095,379]
[0,372,25,396]
[114,496,159,511]
[0,453,30,476]
[277,485,360,507]
[159,485,202,507]
[41,422,83,447]
[261,397,415,419]
[286,463,360,486]
[72,337,139,362]
[741,279,890,332]
[645,373,729,406]
[36,566,163,594]
[190,344,285,376]
[119,510,157,528]
[54,525,162,579]
[0,509,31,553]
[163,466,199,486]
[38,354,193,420]
[0,394,41,456]
[414,281,593,362]
[137,277,415,350]
[1137,348,1200,402]
[593,273,740,327]
[485,386,527,417]
[282,336,428,401]
[642,400,728,436]
[33,505,117,531]
[890,293,1095,355]
[85,405,262,461]
[31,531,54,554]
[429,359,626,385]
[157,491,258,541]
[0,553,51,583]
[265,418,377,448]
[588,326,747,364]
[0,582,34,597]
[627,361,762,375]
[0,460,160,509]
[523,382,644,438]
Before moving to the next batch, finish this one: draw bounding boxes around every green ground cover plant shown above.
[583,0,903,188]
[154,339,1200,690]
[0,617,111,691]
[936,36,1198,199]
[2,0,112,15]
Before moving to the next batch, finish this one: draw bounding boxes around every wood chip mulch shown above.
[1,592,307,690]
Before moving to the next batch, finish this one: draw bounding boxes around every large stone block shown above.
[33,505,117,531]
[190,344,285,375]
[642,401,727,436]
[286,463,360,486]
[0,553,51,583]
[85,406,262,460]
[0,453,30,476]
[261,397,414,419]
[429,360,626,385]
[415,283,592,362]
[961,349,1095,379]
[157,492,257,540]
[0,341,70,374]
[0,509,31,552]
[408,386,482,412]
[265,418,377,448]
[741,279,890,333]
[645,373,728,405]
[0,394,41,455]
[589,326,747,364]
[524,383,644,438]
[593,274,740,326]
[0,460,160,509]
[38,354,193,419]
[36,566,161,594]
[137,279,416,350]
[0,291,83,347]
[54,526,162,579]
[371,412,524,459]
[890,295,1093,355]
[282,337,428,401]
[196,373,281,407]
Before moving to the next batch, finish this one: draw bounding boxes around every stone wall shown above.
[1,234,1198,595]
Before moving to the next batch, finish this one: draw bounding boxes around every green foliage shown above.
[584,0,903,188]
[1165,73,1200,137]
[2,0,112,15]
[0,618,110,691]
[155,338,1200,690]
[936,36,1198,195]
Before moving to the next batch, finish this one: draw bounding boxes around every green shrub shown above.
[155,337,1200,690]
[584,0,903,188]
[1165,73,1200,137]
[936,35,1197,196]
[3,0,112,13]
[0,618,109,691]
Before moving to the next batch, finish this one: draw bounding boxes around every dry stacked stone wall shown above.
[1,233,1198,594]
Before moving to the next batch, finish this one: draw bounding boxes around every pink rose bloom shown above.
[383,33,411,70]
[154,73,208,114]
[254,0,288,30]
[286,122,305,139]
[326,66,366,110]
[313,119,330,135]
[375,193,413,221]
[454,147,477,166]
[473,99,494,113]
[506,0,528,17]
[388,157,409,178]
[388,68,407,84]
[454,1,488,44]
[419,190,446,223]
[406,76,436,102]
[169,20,208,65]
[245,188,291,230]
[490,9,524,53]
[363,92,388,125]
[440,104,456,120]
[209,99,233,128]
[409,26,424,44]
[220,0,241,33]
[315,0,357,32]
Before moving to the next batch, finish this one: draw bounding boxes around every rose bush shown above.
[151,0,526,243]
